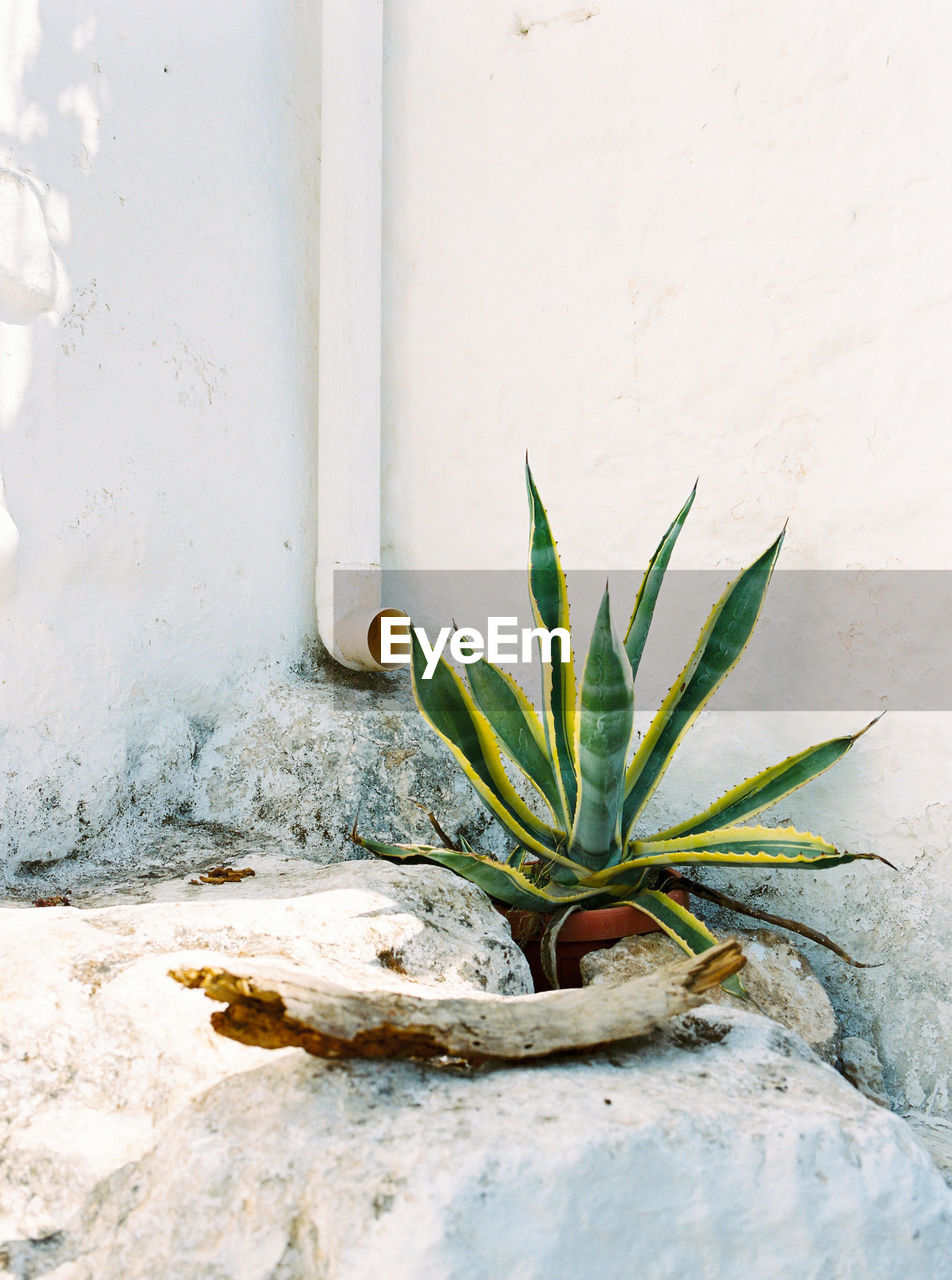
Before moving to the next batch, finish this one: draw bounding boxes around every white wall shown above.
[380,0,952,1115]
[382,0,952,572]
[0,0,321,867]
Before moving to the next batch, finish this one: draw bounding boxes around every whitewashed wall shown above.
[380,0,952,1115]
[0,1,321,866]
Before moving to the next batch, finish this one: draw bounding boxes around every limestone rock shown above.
[1,650,511,884]
[0,853,530,1246]
[3,855,951,1279]
[580,926,839,1061]
[2,1004,950,1279]
[903,1113,952,1189]
[840,1035,891,1107]
[188,655,512,861]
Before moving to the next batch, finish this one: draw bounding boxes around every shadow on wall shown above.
[0,0,95,592]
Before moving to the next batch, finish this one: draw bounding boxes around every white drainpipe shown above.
[316,0,402,670]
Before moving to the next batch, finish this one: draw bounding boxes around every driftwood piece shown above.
[169,939,744,1063]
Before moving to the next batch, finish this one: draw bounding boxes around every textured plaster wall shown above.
[382,0,952,571]
[0,1,321,867]
[380,1,952,1116]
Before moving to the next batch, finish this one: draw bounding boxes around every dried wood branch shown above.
[169,938,744,1063]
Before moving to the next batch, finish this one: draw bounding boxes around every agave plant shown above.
[356,462,887,990]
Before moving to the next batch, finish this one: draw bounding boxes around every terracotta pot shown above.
[500,875,688,991]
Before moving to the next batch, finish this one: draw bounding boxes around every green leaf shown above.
[624,481,696,681]
[526,460,577,825]
[582,824,871,886]
[541,905,582,987]
[409,629,585,871]
[619,890,744,997]
[465,657,563,820]
[622,530,785,842]
[354,836,604,912]
[649,719,880,840]
[506,845,528,868]
[568,587,634,867]
[631,823,864,868]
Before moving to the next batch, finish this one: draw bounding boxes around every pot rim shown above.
[555,892,688,942]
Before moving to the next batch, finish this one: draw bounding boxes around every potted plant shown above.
[355,463,889,990]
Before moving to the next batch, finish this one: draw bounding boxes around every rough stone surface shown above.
[840,1035,891,1107]
[0,853,530,1248]
[903,1114,952,1189]
[6,820,298,906]
[2,1003,950,1279]
[0,651,506,887]
[187,656,511,863]
[581,926,840,1061]
[2,853,951,1279]
[695,845,952,1121]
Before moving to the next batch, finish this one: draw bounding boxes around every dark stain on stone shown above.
[377,947,409,975]
[189,866,256,886]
